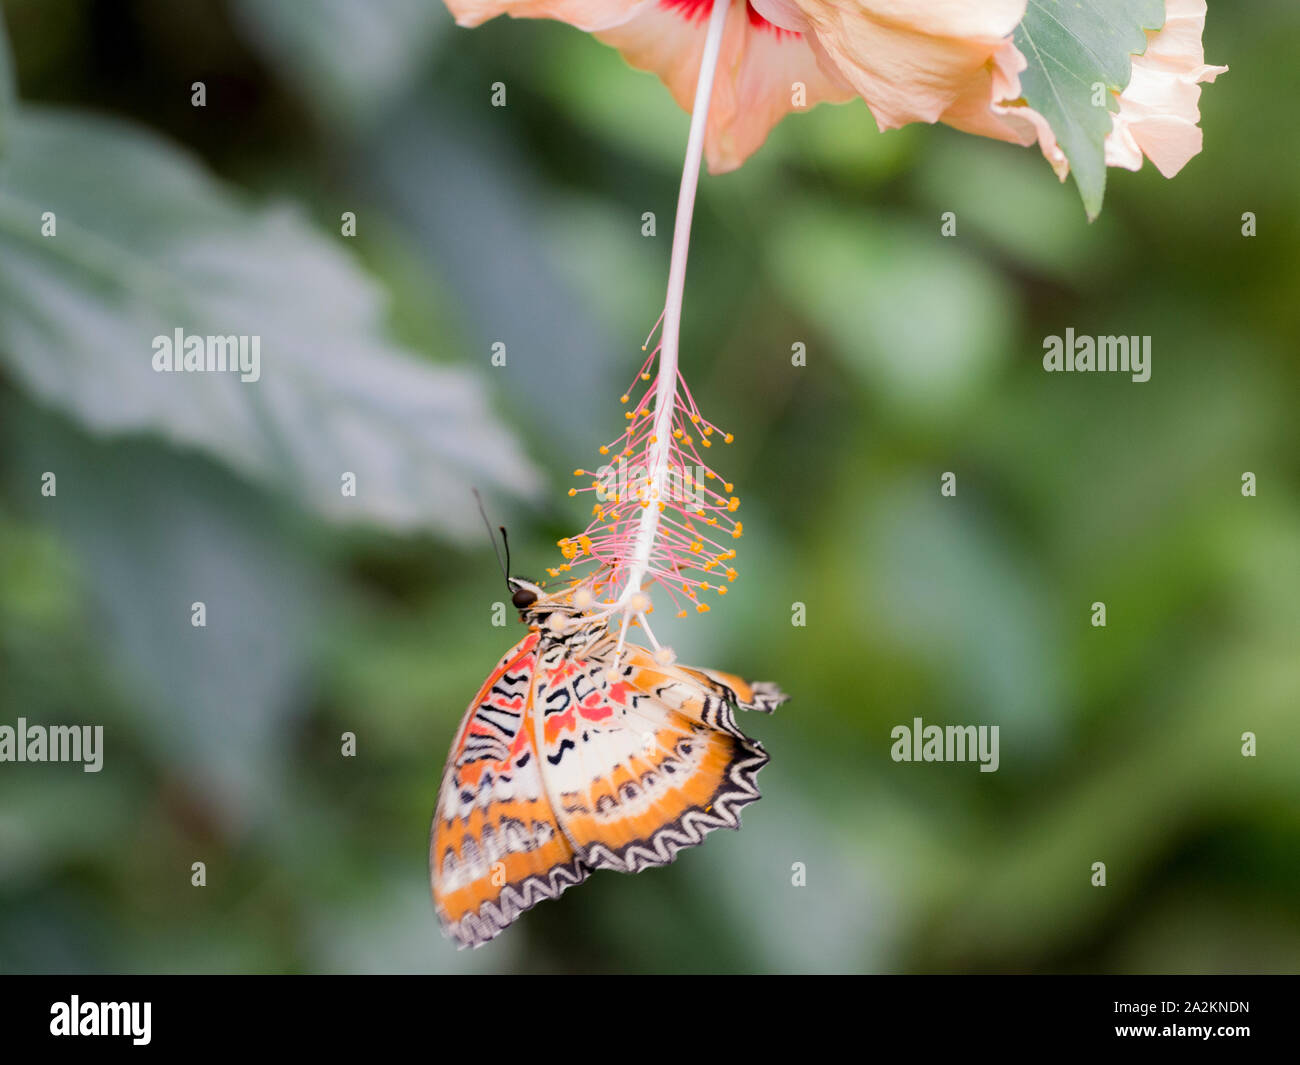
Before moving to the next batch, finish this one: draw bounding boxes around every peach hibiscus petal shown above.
[747,0,809,33]
[985,0,1224,183]
[941,38,1037,147]
[1105,0,1227,177]
[786,0,1027,130]
[596,2,855,173]
[986,37,1070,180]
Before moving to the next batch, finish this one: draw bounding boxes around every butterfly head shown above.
[508,577,542,613]
[507,576,590,630]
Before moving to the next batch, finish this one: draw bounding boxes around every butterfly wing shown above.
[680,666,789,716]
[533,641,783,874]
[430,632,589,949]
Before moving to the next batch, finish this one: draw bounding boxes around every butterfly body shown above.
[430,581,786,948]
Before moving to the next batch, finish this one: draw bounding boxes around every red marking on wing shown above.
[432,631,590,946]
[579,693,613,720]
[545,707,576,742]
[445,631,540,772]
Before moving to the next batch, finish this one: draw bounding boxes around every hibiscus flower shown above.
[443,0,1224,185]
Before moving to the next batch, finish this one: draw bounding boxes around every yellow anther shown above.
[727,497,739,511]
[726,567,737,581]
[690,542,703,554]
[701,437,711,448]
[696,603,710,613]
[574,469,585,476]
[547,567,560,577]
[703,426,713,436]
[620,394,630,404]
[568,488,577,497]
[689,413,700,423]
[673,428,684,439]
[724,433,734,444]
[717,586,727,595]
[641,372,651,380]
[724,482,733,493]
[625,411,635,420]
[676,610,688,619]
[658,501,665,512]
[732,523,743,539]
[599,445,609,455]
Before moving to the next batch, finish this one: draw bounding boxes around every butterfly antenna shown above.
[472,489,510,585]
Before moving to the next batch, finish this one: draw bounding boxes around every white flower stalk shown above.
[545,0,738,664]
[623,0,731,611]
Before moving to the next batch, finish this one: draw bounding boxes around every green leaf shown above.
[0,9,15,154]
[0,109,539,537]
[1013,0,1165,219]
[3,395,323,826]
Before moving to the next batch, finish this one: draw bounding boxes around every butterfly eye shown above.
[512,587,538,609]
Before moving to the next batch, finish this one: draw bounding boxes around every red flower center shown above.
[659,0,797,36]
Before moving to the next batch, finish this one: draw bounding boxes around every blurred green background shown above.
[0,0,1296,974]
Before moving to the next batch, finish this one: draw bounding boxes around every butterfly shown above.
[430,575,787,948]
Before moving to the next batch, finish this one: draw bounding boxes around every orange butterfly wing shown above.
[532,641,783,874]
[430,632,587,948]
[432,630,788,947]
